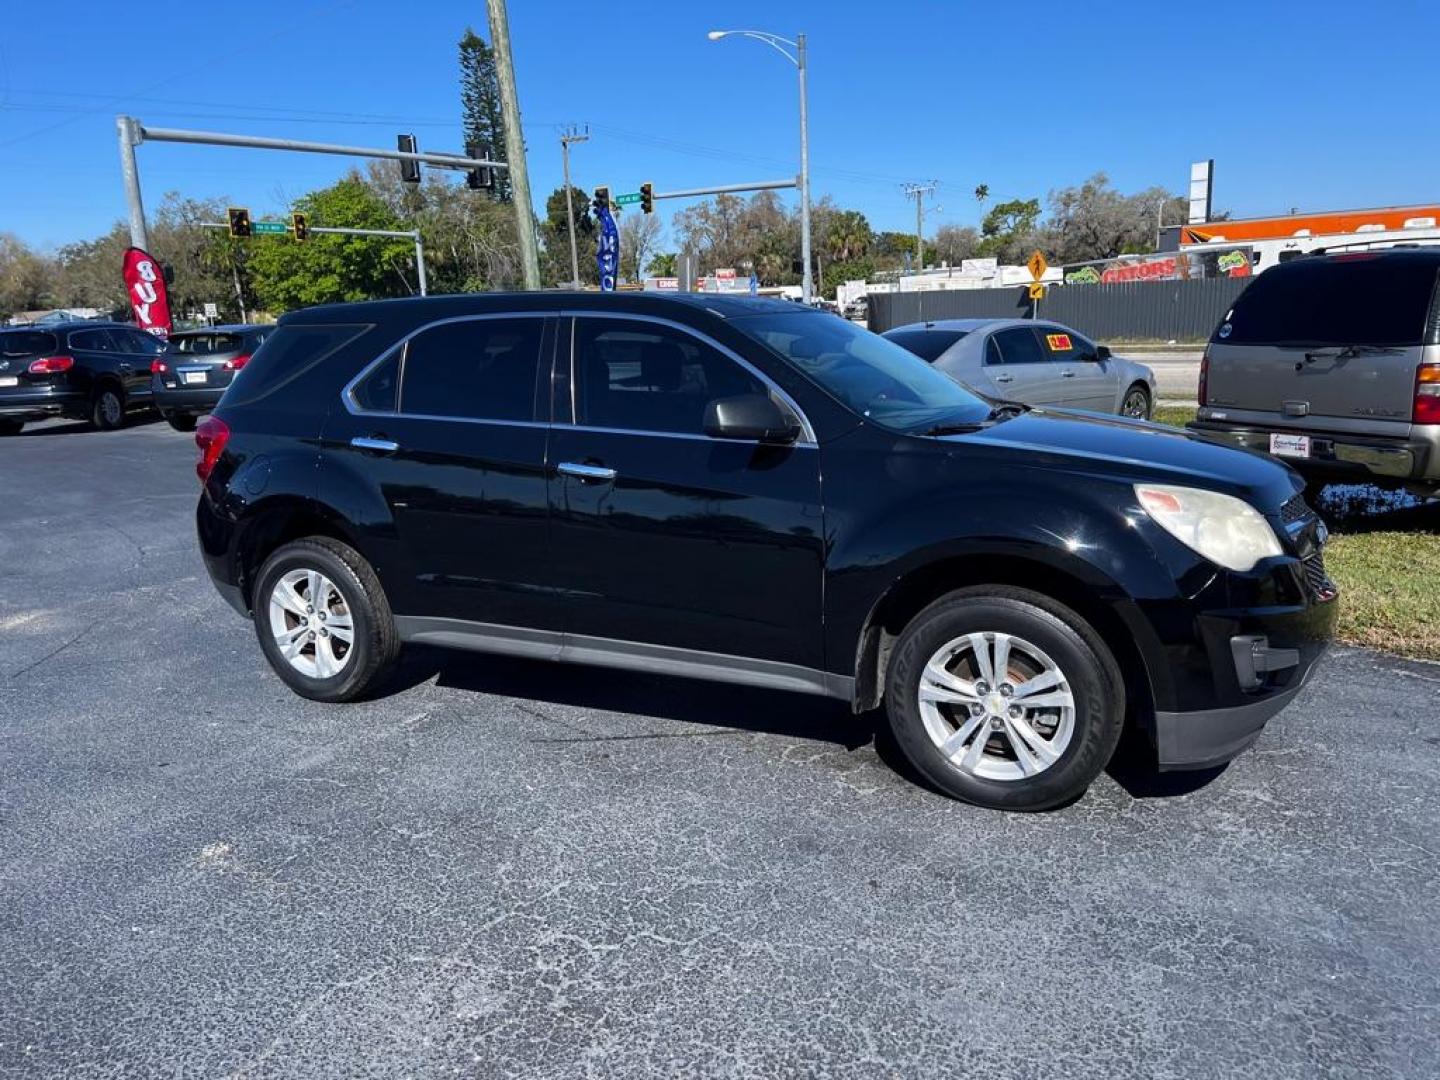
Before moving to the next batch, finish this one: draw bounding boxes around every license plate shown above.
[1269,433,1311,458]
[181,371,207,385]
[0,376,16,388]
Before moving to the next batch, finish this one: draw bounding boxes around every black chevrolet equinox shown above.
[197,293,1337,811]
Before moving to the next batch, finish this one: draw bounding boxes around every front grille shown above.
[1303,550,1338,600]
[1280,493,1313,526]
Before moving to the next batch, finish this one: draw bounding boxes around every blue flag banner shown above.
[596,205,619,292]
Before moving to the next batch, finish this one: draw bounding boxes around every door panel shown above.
[987,327,1059,404]
[547,316,825,669]
[1034,326,1113,411]
[320,314,560,629]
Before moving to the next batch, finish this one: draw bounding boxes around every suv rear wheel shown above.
[253,537,399,702]
[90,386,125,430]
[884,586,1124,811]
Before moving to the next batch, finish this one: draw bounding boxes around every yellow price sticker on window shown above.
[1045,333,1072,351]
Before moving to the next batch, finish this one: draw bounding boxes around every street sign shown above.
[203,302,219,318]
[614,192,642,206]
[252,221,288,235]
[1029,283,1046,301]
[1027,250,1048,281]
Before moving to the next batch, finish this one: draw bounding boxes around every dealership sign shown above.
[121,247,174,338]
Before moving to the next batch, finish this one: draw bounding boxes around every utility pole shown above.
[486,0,541,290]
[116,116,149,250]
[903,182,938,272]
[560,125,590,288]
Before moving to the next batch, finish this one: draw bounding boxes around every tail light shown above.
[223,353,251,371]
[150,358,168,374]
[195,415,230,483]
[1198,351,1210,406]
[28,355,74,374]
[1416,363,1440,424]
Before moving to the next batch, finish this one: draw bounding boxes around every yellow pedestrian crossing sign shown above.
[1027,250,1048,281]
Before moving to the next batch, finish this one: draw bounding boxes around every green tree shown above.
[977,197,1042,264]
[1040,173,1188,263]
[646,252,677,277]
[460,28,510,203]
[539,185,596,286]
[0,234,58,319]
[246,173,414,312]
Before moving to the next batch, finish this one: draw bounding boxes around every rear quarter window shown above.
[1217,258,1439,346]
[221,323,372,407]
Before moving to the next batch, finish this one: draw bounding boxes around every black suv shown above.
[0,321,164,434]
[197,293,1337,811]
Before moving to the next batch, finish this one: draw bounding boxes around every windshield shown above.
[732,313,991,432]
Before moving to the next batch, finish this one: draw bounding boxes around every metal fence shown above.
[868,276,1251,341]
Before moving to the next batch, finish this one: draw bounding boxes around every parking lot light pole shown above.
[708,29,812,305]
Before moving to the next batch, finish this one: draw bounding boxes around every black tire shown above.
[90,386,126,430]
[0,419,23,436]
[164,412,198,432]
[884,586,1125,812]
[252,537,400,703]
[1121,383,1152,420]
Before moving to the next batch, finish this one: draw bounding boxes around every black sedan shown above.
[152,325,271,431]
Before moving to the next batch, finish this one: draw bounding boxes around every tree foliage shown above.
[618,212,663,284]
[459,28,511,202]
[539,185,597,286]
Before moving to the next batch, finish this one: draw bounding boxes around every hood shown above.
[957,408,1301,509]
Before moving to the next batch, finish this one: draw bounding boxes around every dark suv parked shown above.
[197,293,1337,811]
[152,324,271,431]
[0,321,164,434]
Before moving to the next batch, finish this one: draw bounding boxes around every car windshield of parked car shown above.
[169,333,245,355]
[1,331,58,356]
[733,313,991,432]
[881,328,970,363]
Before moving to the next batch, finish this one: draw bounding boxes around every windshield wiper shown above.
[986,401,1030,419]
[922,421,986,436]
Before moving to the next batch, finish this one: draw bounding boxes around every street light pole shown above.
[560,125,590,288]
[709,29,812,305]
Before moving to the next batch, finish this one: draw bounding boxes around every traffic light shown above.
[639,182,653,215]
[592,186,610,216]
[292,213,309,242]
[465,142,496,191]
[227,207,252,238]
[397,133,421,184]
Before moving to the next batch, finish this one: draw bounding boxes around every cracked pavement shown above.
[2,418,1438,1078]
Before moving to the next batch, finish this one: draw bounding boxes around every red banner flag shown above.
[121,247,173,340]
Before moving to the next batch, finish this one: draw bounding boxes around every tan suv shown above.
[1188,250,1440,497]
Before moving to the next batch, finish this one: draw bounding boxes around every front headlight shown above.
[1134,483,1283,572]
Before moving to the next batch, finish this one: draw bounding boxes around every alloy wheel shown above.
[267,568,356,679]
[917,631,1076,782]
[1122,390,1149,419]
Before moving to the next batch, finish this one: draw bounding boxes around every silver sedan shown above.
[882,318,1158,418]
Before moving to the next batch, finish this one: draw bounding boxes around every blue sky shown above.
[1,0,1436,253]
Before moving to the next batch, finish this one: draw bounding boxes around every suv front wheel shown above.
[884,586,1125,811]
[253,537,400,702]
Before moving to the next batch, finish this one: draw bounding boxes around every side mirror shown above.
[703,394,801,444]
[1093,345,1112,361]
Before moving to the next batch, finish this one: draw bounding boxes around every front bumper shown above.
[1155,637,1324,769]
[1187,418,1434,485]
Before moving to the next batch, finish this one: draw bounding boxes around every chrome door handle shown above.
[351,436,399,454]
[1061,370,1077,378]
[558,461,617,481]
[994,374,1014,384]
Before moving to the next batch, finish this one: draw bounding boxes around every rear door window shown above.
[991,327,1047,365]
[69,328,120,352]
[399,317,544,422]
[1219,257,1439,345]
[1034,325,1093,362]
[881,328,969,363]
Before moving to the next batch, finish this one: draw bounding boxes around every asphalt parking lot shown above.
[2,418,1438,1079]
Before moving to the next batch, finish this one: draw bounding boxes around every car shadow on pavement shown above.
[16,416,165,437]
[384,645,878,750]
